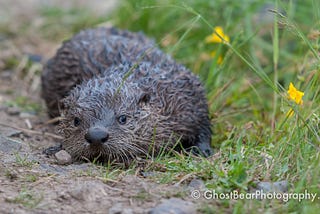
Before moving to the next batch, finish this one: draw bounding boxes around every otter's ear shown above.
[138,92,151,106]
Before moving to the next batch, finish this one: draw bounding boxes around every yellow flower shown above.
[205,26,230,44]
[286,82,304,117]
[287,82,304,105]
[210,51,223,64]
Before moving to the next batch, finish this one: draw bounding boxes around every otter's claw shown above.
[43,144,62,156]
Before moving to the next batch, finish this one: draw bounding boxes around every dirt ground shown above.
[0,1,200,213]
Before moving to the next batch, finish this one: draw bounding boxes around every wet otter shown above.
[41,27,213,164]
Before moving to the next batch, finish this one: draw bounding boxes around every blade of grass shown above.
[271,0,280,133]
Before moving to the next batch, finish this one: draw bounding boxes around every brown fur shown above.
[41,27,212,165]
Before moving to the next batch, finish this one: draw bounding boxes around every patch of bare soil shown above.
[0,1,199,213]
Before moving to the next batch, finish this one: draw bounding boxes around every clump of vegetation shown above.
[39,7,110,41]
[5,96,42,113]
[6,188,43,209]
[14,153,38,168]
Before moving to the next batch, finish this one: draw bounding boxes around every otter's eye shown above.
[74,117,81,127]
[118,115,127,125]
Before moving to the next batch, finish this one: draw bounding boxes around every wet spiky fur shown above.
[41,27,212,165]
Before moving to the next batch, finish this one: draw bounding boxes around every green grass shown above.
[39,6,110,41]
[6,188,43,209]
[5,96,42,113]
[108,0,320,212]
[14,153,37,168]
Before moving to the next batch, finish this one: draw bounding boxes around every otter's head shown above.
[58,70,153,165]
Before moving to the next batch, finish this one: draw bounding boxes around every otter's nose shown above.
[85,127,109,145]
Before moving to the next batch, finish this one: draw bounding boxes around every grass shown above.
[108,0,320,212]
[14,153,37,168]
[6,188,43,209]
[39,6,110,41]
[1,0,319,213]
[5,96,42,113]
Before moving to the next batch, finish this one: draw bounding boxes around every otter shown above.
[41,27,213,164]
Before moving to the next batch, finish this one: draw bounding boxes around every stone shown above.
[109,203,133,214]
[54,150,72,165]
[149,198,196,214]
[6,106,20,116]
[19,112,36,118]
[187,178,206,192]
[0,134,22,153]
[67,180,108,201]
[0,70,13,80]
[255,180,289,193]
[0,126,21,137]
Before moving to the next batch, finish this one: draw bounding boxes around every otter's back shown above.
[41,27,172,117]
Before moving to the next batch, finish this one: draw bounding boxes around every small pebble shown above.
[187,178,206,192]
[0,70,13,80]
[140,171,157,178]
[0,126,21,137]
[54,150,72,165]
[109,203,133,214]
[0,135,22,153]
[256,180,289,193]
[19,112,36,118]
[6,106,20,116]
[149,198,196,214]
[250,180,290,200]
